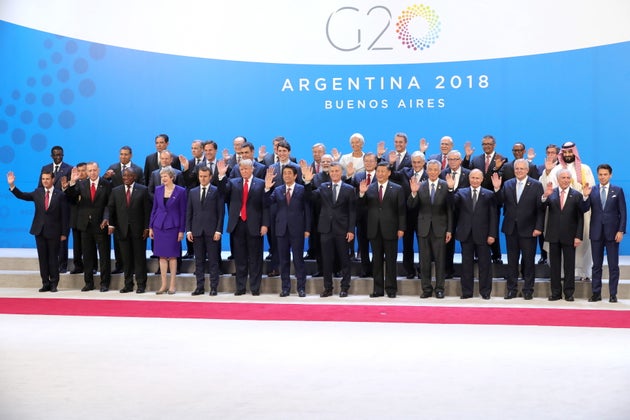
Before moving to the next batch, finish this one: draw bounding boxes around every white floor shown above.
[1,310,629,419]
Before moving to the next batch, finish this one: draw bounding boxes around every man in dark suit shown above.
[65,162,112,292]
[177,139,205,259]
[39,145,73,273]
[462,135,505,263]
[440,150,471,278]
[345,152,378,277]
[499,142,540,181]
[68,162,94,274]
[103,145,145,273]
[451,169,498,299]
[542,168,585,301]
[493,159,545,299]
[307,154,335,276]
[143,134,180,186]
[9,170,69,292]
[359,162,406,298]
[106,168,151,293]
[305,162,356,297]
[491,159,545,300]
[147,150,186,196]
[217,159,269,295]
[186,166,225,296]
[535,144,560,265]
[304,142,326,262]
[583,164,626,303]
[228,142,266,180]
[386,132,412,171]
[265,164,311,297]
[428,135,454,170]
[409,160,453,299]
[225,136,246,172]
[390,151,428,279]
[258,136,297,166]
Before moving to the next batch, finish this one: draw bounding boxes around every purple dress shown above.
[150,185,187,258]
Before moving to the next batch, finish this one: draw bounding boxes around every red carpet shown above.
[1,297,629,328]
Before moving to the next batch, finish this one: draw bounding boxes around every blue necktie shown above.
[601,186,607,209]
[430,183,436,203]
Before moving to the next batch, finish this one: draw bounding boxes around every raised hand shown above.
[494,153,506,169]
[60,176,69,190]
[298,159,309,172]
[419,138,429,153]
[103,169,115,179]
[258,145,267,161]
[491,172,502,190]
[6,171,15,187]
[544,181,554,198]
[265,166,276,189]
[222,148,231,162]
[464,141,474,158]
[346,161,355,178]
[527,148,536,161]
[301,164,313,183]
[70,166,79,183]
[216,159,228,177]
[388,150,398,165]
[445,172,455,189]
[545,156,556,172]
[409,175,420,193]
[331,148,341,162]
[178,154,189,170]
[359,178,369,194]
[582,182,592,197]
[377,141,386,158]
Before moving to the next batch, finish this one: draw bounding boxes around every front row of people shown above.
[7,157,626,301]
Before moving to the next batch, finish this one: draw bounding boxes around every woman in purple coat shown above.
[149,168,187,294]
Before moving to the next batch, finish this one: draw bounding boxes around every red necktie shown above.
[379,185,383,203]
[560,189,565,210]
[90,182,96,202]
[126,186,131,206]
[241,179,248,221]
[286,187,292,205]
[484,155,491,173]
[366,173,371,184]
[44,190,50,210]
[442,155,447,169]
[316,163,320,173]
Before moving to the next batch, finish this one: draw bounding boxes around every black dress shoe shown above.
[209,289,218,296]
[50,285,58,293]
[369,293,384,298]
[565,295,574,302]
[111,268,124,275]
[435,291,445,299]
[609,295,618,303]
[265,255,272,260]
[298,290,306,298]
[100,286,109,292]
[279,291,290,297]
[523,292,533,300]
[192,288,205,296]
[251,291,260,296]
[39,286,52,292]
[406,274,416,279]
[420,292,432,299]
[588,294,602,302]
[267,270,279,277]
[304,253,316,261]
[339,290,348,298]
[320,290,333,297]
[58,267,68,274]
[234,290,246,296]
[69,268,84,274]
[492,258,503,264]
[481,294,491,300]
[154,269,161,275]
[81,285,94,292]
[227,255,235,260]
[136,288,145,294]
[387,292,396,298]
[182,253,194,259]
[460,295,472,299]
[119,287,133,293]
[504,290,518,299]
[537,258,548,265]
[311,272,323,277]
[548,295,562,301]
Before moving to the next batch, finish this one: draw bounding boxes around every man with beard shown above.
[540,141,595,282]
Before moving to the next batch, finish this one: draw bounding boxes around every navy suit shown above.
[219,176,268,293]
[544,188,585,299]
[495,177,545,295]
[266,183,311,294]
[453,187,498,298]
[65,177,112,289]
[186,184,225,291]
[107,183,151,290]
[408,179,453,295]
[309,181,356,292]
[11,186,69,289]
[40,161,73,271]
[143,151,181,186]
[440,166,470,276]
[360,181,406,296]
[586,184,627,297]
[346,170,377,276]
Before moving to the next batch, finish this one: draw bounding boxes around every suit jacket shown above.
[439,167,471,190]
[147,168,186,195]
[586,184,627,241]
[312,171,332,189]
[268,161,303,186]
[463,152,502,190]
[219,176,269,236]
[500,160,540,182]
[40,162,73,190]
[388,151,412,171]
[66,178,111,232]
[143,151,181,185]
[544,187,585,245]
[11,186,69,239]
[495,177,545,237]
[360,182,406,240]
[308,181,356,235]
[453,187,498,244]
[106,162,145,188]
[266,183,311,237]
[346,170,376,219]
[185,184,225,236]
[428,153,449,169]
[107,183,151,239]
[408,179,453,237]
[391,167,428,200]
[149,185,187,232]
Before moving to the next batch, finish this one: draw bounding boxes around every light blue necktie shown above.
[516,181,523,203]
[601,186,607,209]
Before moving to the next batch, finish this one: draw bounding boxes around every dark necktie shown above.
[286,187,291,204]
[90,182,96,202]
[126,185,131,206]
[44,190,50,210]
[472,188,478,210]
[379,185,383,203]
[201,186,207,203]
[332,183,338,204]
[430,183,436,203]
[366,173,371,184]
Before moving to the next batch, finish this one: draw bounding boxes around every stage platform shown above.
[0,248,628,300]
